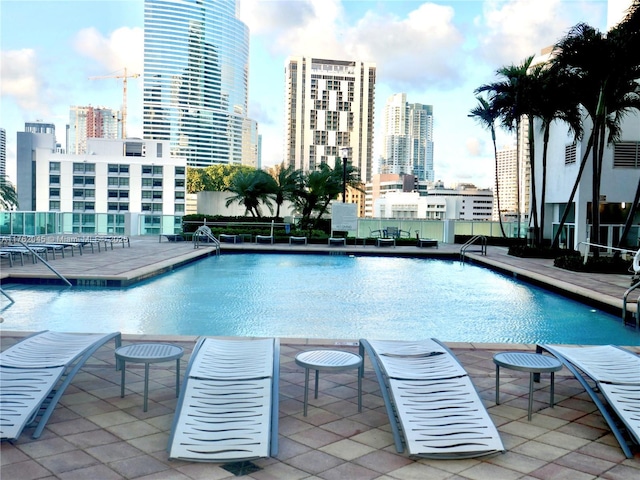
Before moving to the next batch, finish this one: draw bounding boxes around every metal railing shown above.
[193,226,220,255]
[460,235,487,263]
[579,242,639,328]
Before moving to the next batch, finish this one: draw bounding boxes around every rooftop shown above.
[1,237,639,478]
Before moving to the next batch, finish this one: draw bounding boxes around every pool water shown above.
[2,254,639,345]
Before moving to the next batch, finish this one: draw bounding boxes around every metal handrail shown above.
[19,241,72,287]
[0,287,15,304]
[193,225,220,255]
[622,281,640,328]
[460,235,487,262]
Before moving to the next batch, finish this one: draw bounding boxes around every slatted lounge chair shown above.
[538,344,640,458]
[359,338,504,459]
[0,330,122,441]
[168,337,280,462]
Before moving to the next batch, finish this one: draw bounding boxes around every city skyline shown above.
[1,0,622,189]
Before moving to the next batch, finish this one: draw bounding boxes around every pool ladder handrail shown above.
[19,241,72,287]
[193,225,220,254]
[460,235,487,262]
[622,280,640,329]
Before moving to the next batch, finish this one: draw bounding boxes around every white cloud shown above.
[347,4,464,89]
[476,0,586,65]
[242,1,464,90]
[465,137,484,157]
[0,49,48,113]
[73,26,143,74]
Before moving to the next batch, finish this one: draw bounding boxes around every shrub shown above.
[509,245,575,259]
[554,254,632,273]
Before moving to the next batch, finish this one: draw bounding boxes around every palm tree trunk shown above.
[528,116,539,245]
[552,132,595,248]
[540,125,551,246]
[616,177,640,249]
[590,117,606,257]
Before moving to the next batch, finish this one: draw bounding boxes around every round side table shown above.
[295,350,363,416]
[493,352,562,421]
[115,343,184,412]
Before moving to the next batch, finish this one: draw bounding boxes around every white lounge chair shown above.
[0,330,122,440]
[360,338,504,459]
[168,337,279,462]
[538,344,640,458]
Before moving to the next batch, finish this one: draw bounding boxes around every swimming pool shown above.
[2,254,639,345]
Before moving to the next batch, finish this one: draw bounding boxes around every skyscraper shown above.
[143,0,256,168]
[68,105,119,155]
[380,93,434,182]
[284,56,376,182]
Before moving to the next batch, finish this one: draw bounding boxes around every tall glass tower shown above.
[143,0,254,167]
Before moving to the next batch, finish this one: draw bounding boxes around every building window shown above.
[142,165,152,174]
[152,204,163,212]
[49,188,60,197]
[119,165,129,173]
[153,179,163,188]
[614,141,640,168]
[108,164,119,173]
[49,200,60,210]
[142,178,152,187]
[73,189,84,198]
[108,177,119,186]
[157,143,163,157]
[49,162,60,172]
[565,142,576,165]
[175,191,185,199]
[153,165,163,175]
[108,202,118,211]
[142,191,153,199]
[119,203,129,211]
[153,191,163,199]
[73,201,84,211]
[175,203,185,213]
[124,141,143,156]
[175,179,185,188]
[119,177,129,187]
[175,166,185,175]
[49,175,60,185]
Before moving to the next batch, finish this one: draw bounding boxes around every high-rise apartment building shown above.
[0,128,6,178]
[143,0,257,168]
[495,145,519,221]
[284,56,376,182]
[380,93,434,181]
[68,106,119,155]
[17,122,57,210]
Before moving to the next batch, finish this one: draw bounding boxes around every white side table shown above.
[115,343,184,412]
[493,352,563,421]
[295,350,363,416]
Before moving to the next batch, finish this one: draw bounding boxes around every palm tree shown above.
[550,21,640,252]
[528,63,582,245]
[468,95,507,238]
[225,170,275,218]
[267,163,301,219]
[0,176,18,210]
[294,160,359,232]
[476,55,535,239]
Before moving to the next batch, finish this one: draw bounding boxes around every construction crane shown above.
[88,67,140,139]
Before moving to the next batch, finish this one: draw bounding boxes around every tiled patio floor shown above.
[1,334,639,479]
[1,237,639,478]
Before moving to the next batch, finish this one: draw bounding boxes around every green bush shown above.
[554,254,632,273]
[509,245,576,259]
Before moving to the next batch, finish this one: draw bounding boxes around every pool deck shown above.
[1,237,639,479]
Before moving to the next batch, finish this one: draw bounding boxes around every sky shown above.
[0,0,628,189]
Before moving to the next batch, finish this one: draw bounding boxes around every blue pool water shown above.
[2,254,639,345]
